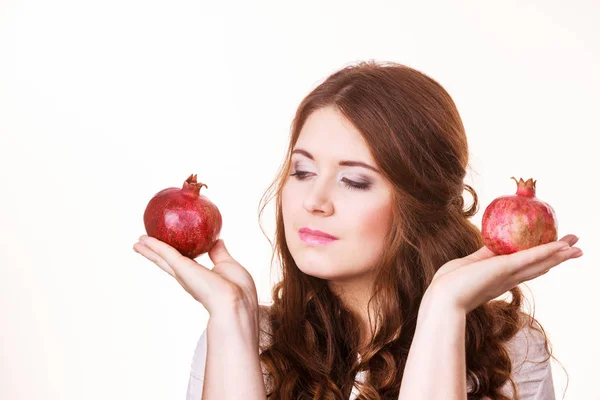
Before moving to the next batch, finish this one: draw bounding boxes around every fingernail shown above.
[572,249,583,258]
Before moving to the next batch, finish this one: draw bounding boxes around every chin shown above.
[294,255,338,279]
[297,265,341,280]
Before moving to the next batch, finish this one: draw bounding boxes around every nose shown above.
[302,178,334,216]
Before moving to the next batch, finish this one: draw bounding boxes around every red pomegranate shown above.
[481,177,558,255]
[143,174,222,259]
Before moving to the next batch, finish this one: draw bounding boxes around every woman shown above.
[133,61,582,399]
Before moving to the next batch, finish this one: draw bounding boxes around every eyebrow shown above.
[291,148,380,174]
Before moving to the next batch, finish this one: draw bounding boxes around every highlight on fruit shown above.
[143,174,223,259]
[481,177,558,255]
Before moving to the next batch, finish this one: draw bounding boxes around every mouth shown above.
[298,228,339,245]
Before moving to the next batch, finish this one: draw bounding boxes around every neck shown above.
[327,273,376,350]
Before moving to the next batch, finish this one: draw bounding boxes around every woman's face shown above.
[282,106,395,284]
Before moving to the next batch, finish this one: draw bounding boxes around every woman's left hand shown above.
[424,234,583,313]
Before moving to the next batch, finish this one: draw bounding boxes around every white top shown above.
[186,305,555,399]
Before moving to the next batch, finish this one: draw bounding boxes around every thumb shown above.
[466,245,497,262]
[208,239,234,265]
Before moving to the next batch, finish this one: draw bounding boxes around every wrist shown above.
[419,289,465,319]
[209,302,260,346]
[402,291,467,399]
[212,294,259,317]
[415,293,466,345]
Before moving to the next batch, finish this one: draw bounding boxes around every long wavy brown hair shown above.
[256,60,564,399]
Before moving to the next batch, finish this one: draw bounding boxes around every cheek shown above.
[281,184,301,239]
[281,183,296,223]
[354,200,392,240]
[346,204,392,266]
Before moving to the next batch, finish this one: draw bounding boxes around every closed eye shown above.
[289,170,371,191]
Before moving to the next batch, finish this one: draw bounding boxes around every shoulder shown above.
[501,322,556,399]
[467,323,555,399]
[505,321,550,369]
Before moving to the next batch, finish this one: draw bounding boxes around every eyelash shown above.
[289,170,371,191]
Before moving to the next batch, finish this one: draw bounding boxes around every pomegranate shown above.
[481,177,558,255]
[143,174,222,259]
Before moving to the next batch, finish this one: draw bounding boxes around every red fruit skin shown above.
[143,175,222,259]
[481,178,558,255]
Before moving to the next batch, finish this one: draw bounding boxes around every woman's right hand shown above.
[133,235,259,316]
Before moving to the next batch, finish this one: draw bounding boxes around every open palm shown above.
[428,234,582,313]
[133,235,259,316]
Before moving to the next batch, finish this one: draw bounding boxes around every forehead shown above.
[295,106,374,163]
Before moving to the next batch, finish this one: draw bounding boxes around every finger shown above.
[208,239,234,265]
[558,234,579,246]
[139,235,219,293]
[483,240,570,281]
[139,235,191,270]
[452,235,578,276]
[515,245,582,282]
[467,235,578,264]
[133,242,176,278]
[134,241,200,294]
[465,246,496,262]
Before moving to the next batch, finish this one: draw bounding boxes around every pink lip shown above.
[298,228,338,245]
[299,227,338,239]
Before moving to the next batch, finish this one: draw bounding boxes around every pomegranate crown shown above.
[182,174,208,195]
[511,177,536,197]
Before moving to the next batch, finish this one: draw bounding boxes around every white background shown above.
[1,1,598,399]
